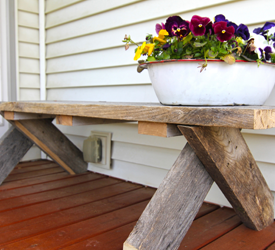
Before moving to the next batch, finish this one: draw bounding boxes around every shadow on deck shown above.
[0,160,274,250]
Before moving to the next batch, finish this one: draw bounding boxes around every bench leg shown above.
[124,143,214,250]
[0,126,33,184]
[178,125,274,231]
[10,119,88,175]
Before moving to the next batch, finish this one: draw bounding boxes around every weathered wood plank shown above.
[1,101,275,129]
[10,119,87,175]
[178,125,274,231]
[124,143,214,250]
[0,127,33,184]
[4,111,55,120]
[56,115,132,126]
[138,121,182,137]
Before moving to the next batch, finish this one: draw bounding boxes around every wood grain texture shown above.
[0,127,33,185]
[1,101,275,129]
[178,208,241,250]
[56,115,132,126]
[4,111,55,120]
[138,121,182,137]
[178,125,274,231]
[201,223,275,250]
[10,119,87,174]
[124,143,214,250]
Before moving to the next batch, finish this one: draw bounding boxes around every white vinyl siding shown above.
[17,0,40,100]
[16,0,275,209]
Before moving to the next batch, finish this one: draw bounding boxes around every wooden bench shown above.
[0,101,274,250]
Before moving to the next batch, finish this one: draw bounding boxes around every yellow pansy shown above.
[134,42,146,61]
[143,44,155,56]
[153,29,168,44]
[153,37,166,44]
[236,37,245,45]
[158,29,169,39]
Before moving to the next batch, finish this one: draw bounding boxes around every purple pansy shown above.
[214,14,228,23]
[189,15,211,36]
[165,16,190,38]
[205,22,214,35]
[213,21,235,42]
[235,24,250,40]
[254,22,275,35]
[155,22,165,35]
[259,46,273,61]
[162,43,171,50]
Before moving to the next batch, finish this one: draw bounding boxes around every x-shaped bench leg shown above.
[124,125,274,250]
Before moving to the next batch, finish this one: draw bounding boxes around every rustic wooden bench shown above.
[0,101,274,250]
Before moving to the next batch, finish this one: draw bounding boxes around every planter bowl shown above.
[143,59,275,106]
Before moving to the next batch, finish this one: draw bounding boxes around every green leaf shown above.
[182,33,193,45]
[194,53,202,58]
[194,41,207,47]
[163,53,170,59]
[219,48,228,54]
[147,56,156,61]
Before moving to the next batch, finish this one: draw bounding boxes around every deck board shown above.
[0,160,273,249]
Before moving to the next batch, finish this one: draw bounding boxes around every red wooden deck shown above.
[0,160,274,250]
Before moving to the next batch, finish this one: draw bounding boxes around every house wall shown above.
[16,0,42,160]
[18,0,275,209]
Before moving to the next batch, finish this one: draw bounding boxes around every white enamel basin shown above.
[144,59,275,105]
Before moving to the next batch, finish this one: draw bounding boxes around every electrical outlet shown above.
[86,131,112,169]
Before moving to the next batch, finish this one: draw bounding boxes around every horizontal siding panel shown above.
[46,26,146,58]
[18,0,39,14]
[21,146,41,161]
[45,0,84,13]
[112,141,180,169]
[19,58,40,74]
[258,162,275,191]
[45,0,238,43]
[18,26,39,44]
[19,89,40,101]
[19,73,40,88]
[45,0,143,28]
[19,42,39,59]
[46,84,159,102]
[243,133,275,164]
[46,47,134,73]
[18,10,39,28]
[88,159,167,188]
[46,66,150,88]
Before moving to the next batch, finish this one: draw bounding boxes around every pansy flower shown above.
[214,14,239,34]
[165,16,190,38]
[235,24,250,40]
[190,15,211,36]
[213,21,235,42]
[254,22,275,36]
[155,22,165,35]
[214,14,228,23]
[259,46,273,61]
[134,42,146,60]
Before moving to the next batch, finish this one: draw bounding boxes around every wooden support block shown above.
[56,115,133,126]
[124,143,214,250]
[10,119,87,175]
[178,125,274,231]
[4,111,55,120]
[0,126,33,184]
[138,121,182,137]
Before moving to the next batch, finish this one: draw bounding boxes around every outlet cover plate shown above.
[89,131,112,169]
